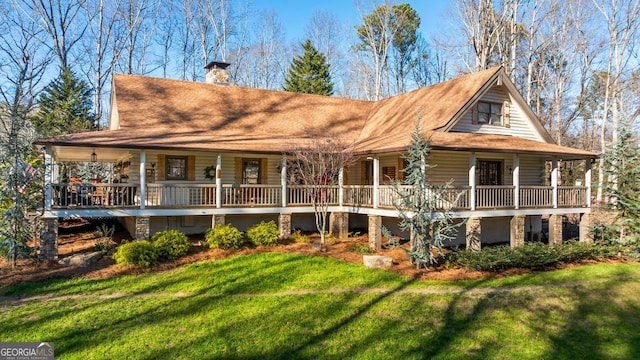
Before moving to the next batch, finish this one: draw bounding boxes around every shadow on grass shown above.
[3,256,640,359]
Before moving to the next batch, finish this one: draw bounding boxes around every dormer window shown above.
[473,100,511,127]
[478,101,502,125]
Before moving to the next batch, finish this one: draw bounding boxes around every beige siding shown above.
[451,87,545,142]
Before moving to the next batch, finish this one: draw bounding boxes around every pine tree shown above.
[283,40,334,95]
[383,120,464,268]
[603,125,640,243]
[32,67,95,136]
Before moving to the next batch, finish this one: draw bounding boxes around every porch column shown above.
[551,159,558,208]
[466,217,481,251]
[469,152,476,211]
[579,213,592,243]
[278,213,291,240]
[135,216,150,240]
[548,214,563,245]
[330,212,349,238]
[139,150,146,210]
[372,156,379,208]
[510,215,525,247]
[212,214,225,227]
[39,216,58,260]
[368,215,382,250]
[338,167,344,207]
[216,154,222,208]
[280,157,287,208]
[585,160,592,208]
[44,146,53,211]
[513,154,520,209]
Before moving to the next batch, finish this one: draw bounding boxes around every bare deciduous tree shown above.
[285,130,355,246]
[21,0,88,70]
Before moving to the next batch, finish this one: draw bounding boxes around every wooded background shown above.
[1,0,639,199]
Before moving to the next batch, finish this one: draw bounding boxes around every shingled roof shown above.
[37,67,596,159]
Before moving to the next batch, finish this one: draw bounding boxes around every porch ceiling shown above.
[52,145,131,162]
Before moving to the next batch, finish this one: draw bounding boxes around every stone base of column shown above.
[278,213,291,240]
[548,214,563,246]
[329,212,349,239]
[466,217,481,252]
[510,215,525,247]
[579,213,592,243]
[39,217,59,260]
[135,216,150,240]
[212,214,226,228]
[368,215,382,250]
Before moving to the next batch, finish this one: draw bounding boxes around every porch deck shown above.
[50,183,589,211]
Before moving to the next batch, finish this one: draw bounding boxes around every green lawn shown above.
[2,253,640,359]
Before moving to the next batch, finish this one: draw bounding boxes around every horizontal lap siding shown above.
[426,151,470,185]
[451,87,544,142]
[519,155,546,185]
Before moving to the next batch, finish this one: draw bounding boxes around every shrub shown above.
[247,221,280,246]
[113,240,158,267]
[205,224,245,249]
[151,229,191,260]
[290,230,310,243]
[453,241,618,272]
[95,238,116,255]
[347,243,373,254]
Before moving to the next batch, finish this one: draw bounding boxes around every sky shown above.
[252,0,452,44]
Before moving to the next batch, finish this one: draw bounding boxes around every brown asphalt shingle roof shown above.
[38,67,596,159]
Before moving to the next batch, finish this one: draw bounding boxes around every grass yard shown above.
[2,253,640,359]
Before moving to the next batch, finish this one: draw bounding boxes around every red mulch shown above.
[0,218,621,287]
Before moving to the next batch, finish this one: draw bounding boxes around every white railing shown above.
[476,185,515,209]
[50,183,589,211]
[378,185,470,210]
[222,184,282,207]
[146,184,216,207]
[519,186,553,208]
[343,185,373,207]
[558,186,588,207]
[287,185,340,206]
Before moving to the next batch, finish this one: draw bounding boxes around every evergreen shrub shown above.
[113,240,158,267]
[205,224,245,249]
[247,221,280,246]
[151,229,191,260]
[454,241,617,271]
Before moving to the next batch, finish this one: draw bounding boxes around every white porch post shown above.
[372,156,379,208]
[139,150,146,209]
[552,158,558,209]
[338,167,344,207]
[585,159,592,208]
[513,154,520,209]
[216,154,222,208]
[469,152,476,211]
[281,156,287,208]
[44,146,53,211]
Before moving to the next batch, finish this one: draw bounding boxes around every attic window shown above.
[477,101,502,126]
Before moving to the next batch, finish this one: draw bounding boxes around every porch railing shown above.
[222,184,282,207]
[476,185,515,209]
[49,183,589,211]
[519,186,553,208]
[146,184,216,207]
[52,183,140,208]
[558,186,588,207]
[287,185,340,206]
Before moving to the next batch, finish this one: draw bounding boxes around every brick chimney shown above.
[204,61,230,85]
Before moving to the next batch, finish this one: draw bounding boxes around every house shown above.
[36,63,596,260]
